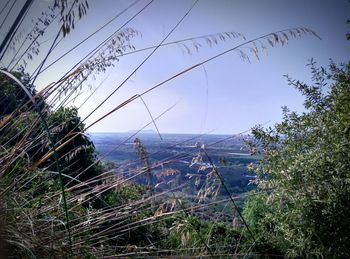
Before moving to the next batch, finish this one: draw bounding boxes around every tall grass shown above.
[0,0,320,257]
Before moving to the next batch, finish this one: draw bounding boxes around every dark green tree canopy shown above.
[0,71,35,117]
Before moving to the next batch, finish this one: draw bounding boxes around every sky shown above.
[1,0,350,134]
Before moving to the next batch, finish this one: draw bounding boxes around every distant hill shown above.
[127,129,157,134]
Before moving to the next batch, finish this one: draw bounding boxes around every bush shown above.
[243,61,350,257]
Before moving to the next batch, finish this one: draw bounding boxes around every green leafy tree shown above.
[0,72,100,184]
[45,106,102,183]
[243,61,350,257]
[0,72,33,117]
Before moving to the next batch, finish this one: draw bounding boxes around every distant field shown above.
[90,132,258,195]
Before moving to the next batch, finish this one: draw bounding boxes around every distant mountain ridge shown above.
[127,129,157,134]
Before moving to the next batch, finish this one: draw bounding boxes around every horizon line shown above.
[87,130,250,136]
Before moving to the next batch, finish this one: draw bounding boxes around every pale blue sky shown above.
[1,0,349,134]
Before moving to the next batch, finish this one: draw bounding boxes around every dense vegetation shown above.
[243,61,350,257]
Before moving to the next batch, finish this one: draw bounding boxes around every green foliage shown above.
[0,73,105,256]
[164,215,241,254]
[0,72,34,117]
[243,61,350,257]
[104,184,145,207]
[46,106,102,183]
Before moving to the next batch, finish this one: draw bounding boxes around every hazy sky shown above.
[2,0,350,134]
